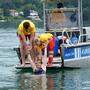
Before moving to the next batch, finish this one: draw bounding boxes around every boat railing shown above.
[45,8,78,12]
[79,33,90,43]
[36,30,90,44]
[36,28,79,33]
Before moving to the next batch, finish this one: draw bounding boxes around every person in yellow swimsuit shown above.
[38,33,55,66]
[29,39,47,74]
[17,20,36,66]
[28,33,54,73]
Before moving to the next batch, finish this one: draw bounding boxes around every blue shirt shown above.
[71,36,78,44]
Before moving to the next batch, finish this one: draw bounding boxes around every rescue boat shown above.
[15,0,90,69]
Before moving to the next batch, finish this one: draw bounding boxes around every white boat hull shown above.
[64,57,90,68]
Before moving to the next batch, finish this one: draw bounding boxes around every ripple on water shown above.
[0,28,90,90]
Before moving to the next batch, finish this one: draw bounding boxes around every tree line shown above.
[0,0,90,26]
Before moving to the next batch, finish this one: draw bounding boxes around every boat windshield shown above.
[44,0,81,31]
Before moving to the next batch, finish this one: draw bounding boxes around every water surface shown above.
[0,28,90,90]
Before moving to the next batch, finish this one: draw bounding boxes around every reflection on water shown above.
[17,72,47,90]
[0,28,90,90]
[15,69,85,90]
[17,70,63,90]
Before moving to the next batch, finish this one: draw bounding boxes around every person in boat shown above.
[57,32,70,45]
[38,33,55,66]
[57,1,64,9]
[27,39,47,74]
[17,20,36,66]
[70,32,78,44]
[24,32,54,72]
[56,32,70,55]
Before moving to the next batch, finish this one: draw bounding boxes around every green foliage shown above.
[0,0,90,26]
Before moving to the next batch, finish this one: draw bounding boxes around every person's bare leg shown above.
[20,46,25,66]
[48,51,54,66]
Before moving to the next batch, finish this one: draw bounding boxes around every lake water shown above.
[0,28,90,90]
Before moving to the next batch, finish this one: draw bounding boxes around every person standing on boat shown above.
[47,33,55,66]
[38,33,55,66]
[17,20,36,66]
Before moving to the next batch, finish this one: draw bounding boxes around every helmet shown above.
[46,33,53,39]
[38,33,48,42]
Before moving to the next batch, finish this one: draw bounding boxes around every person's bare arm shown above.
[18,34,26,46]
[41,47,47,72]
[29,32,35,42]
[27,54,37,71]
